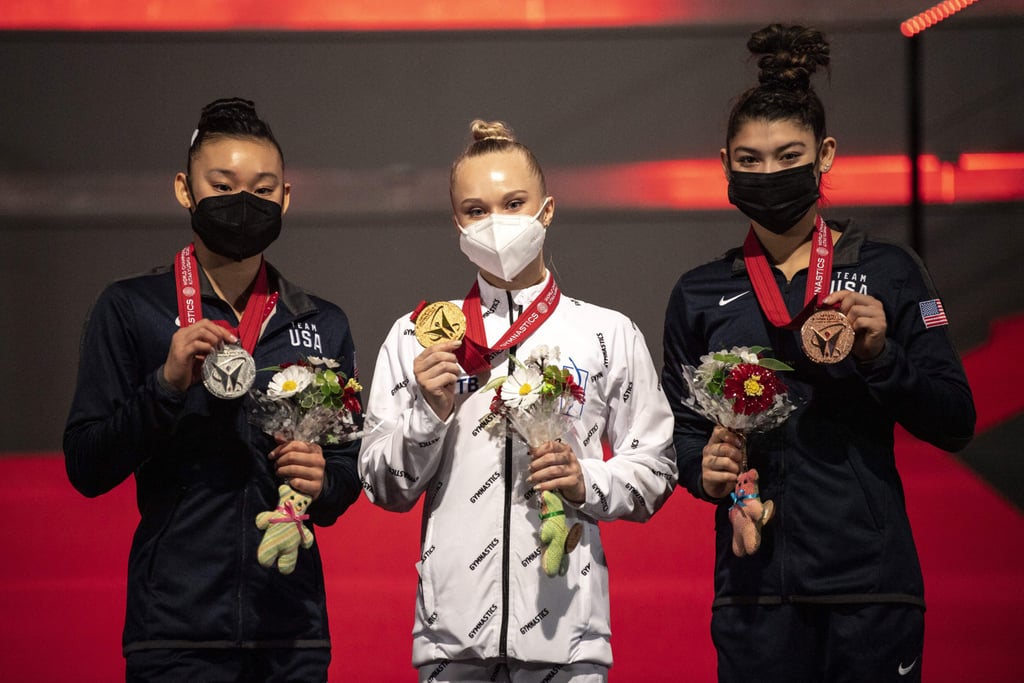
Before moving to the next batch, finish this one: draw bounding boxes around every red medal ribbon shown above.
[174,244,279,353]
[742,215,834,330]
[455,274,561,375]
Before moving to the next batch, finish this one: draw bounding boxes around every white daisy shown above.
[501,365,544,411]
[268,365,314,398]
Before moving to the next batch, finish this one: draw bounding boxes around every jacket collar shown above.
[729,219,863,276]
[197,260,317,328]
[475,270,552,318]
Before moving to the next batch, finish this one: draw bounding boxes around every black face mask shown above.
[190,190,282,261]
[727,163,820,234]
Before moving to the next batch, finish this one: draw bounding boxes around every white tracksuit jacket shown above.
[358,274,677,669]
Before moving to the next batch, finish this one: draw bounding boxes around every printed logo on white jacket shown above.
[358,276,678,668]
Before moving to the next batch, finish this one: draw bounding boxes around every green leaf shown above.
[481,376,507,392]
[758,358,794,371]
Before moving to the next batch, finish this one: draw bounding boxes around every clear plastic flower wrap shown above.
[248,356,364,575]
[481,345,585,448]
[248,356,363,444]
[480,345,587,576]
[679,346,797,557]
[680,346,796,434]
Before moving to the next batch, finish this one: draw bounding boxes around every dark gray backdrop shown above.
[2,20,1022,456]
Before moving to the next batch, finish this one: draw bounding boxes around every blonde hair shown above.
[449,119,547,194]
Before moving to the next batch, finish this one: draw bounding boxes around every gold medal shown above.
[414,301,466,347]
[800,309,855,364]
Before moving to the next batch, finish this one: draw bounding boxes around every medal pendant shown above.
[800,309,855,364]
[202,343,256,399]
[415,301,467,347]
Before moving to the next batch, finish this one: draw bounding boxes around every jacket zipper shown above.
[498,291,518,660]
[237,484,247,643]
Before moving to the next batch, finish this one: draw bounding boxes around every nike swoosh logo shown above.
[719,291,751,306]
[898,658,918,676]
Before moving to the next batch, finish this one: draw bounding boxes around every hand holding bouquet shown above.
[247,356,363,574]
[680,346,796,556]
[482,346,586,576]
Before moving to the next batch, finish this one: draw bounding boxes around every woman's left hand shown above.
[270,435,326,500]
[823,290,888,361]
[528,441,585,504]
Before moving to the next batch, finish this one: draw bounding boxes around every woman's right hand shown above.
[162,320,238,393]
[701,425,746,500]
[413,340,463,421]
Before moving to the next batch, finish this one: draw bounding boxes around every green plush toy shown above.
[256,484,315,575]
[539,490,584,577]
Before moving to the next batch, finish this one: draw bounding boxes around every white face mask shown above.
[458,198,551,282]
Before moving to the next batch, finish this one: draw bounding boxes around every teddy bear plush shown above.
[539,490,584,577]
[256,484,315,574]
[728,468,775,557]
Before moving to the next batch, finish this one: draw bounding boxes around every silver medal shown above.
[202,343,256,399]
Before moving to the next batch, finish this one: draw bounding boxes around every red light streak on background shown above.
[551,153,1024,209]
[0,0,691,31]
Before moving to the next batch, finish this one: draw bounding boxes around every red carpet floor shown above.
[2,315,1021,682]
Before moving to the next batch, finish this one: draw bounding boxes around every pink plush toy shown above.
[728,468,775,557]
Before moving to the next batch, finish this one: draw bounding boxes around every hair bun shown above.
[748,24,830,92]
[198,97,260,127]
[470,119,516,143]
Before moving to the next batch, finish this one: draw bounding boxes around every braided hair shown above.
[726,24,831,149]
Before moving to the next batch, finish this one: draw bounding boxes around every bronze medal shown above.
[202,343,256,398]
[415,301,467,347]
[800,309,854,364]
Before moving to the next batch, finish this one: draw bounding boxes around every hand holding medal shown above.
[743,215,855,363]
[173,244,278,398]
[413,301,467,348]
[162,319,241,394]
[820,289,889,362]
[410,300,467,421]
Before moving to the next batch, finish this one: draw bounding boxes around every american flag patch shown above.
[919,298,949,328]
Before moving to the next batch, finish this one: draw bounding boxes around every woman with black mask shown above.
[662,25,975,682]
[64,98,362,681]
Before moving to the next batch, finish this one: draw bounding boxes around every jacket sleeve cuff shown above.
[155,364,187,401]
[404,392,451,449]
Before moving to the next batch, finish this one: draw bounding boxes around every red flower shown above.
[723,363,786,415]
[343,391,361,415]
[489,391,506,416]
[565,375,586,404]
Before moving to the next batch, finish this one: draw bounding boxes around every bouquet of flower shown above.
[481,346,587,577]
[248,355,363,445]
[481,345,585,448]
[248,356,363,575]
[680,346,796,557]
[680,346,796,436]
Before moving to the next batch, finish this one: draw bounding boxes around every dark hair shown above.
[726,24,831,149]
[187,98,284,173]
[450,119,547,195]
